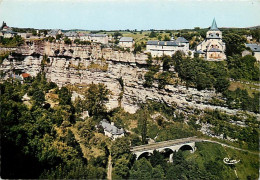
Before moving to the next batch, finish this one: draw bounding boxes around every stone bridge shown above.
[130,137,199,162]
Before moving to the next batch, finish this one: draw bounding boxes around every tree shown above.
[56,34,62,40]
[158,72,170,89]
[129,158,153,180]
[84,83,110,117]
[58,87,72,105]
[163,35,170,41]
[32,90,45,106]
[152,165,165,179]
[195,72,213,90]
[140,106,148,144]
[144,71,155,87]
[112,155,131,179]
[113,32,122,39]
[157,35,162,41]
[149,31,157,38]
[150,150,167,168]
[214,76,230,93]
[223,33,246,56]
[64,37,72,45]
[162,55,172,71]
[133,44,142,54]
[111,137,130,159]
[74,39,80,44]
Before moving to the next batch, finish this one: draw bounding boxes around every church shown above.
[196,19,226,60]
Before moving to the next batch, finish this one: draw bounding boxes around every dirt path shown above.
[107,154,112,180]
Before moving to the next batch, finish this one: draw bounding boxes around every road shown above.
[107,154,112,180]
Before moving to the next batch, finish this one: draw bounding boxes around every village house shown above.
[196,18,226,60]
[0,21,17,38]
[79,33,108,44]
[2,30,17,38]
[146,37,189,57]
[99,119,124,140]
[119,37,135,48]
[64,31,78,41]
[47,29,62,37]
[17,32,32,39]
[245,43,260,61]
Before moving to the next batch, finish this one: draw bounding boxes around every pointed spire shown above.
[210,18,219,31]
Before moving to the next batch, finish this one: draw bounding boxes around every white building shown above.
[245,44,260,61]
[119,37,135,48]
[196,18,226,60]
[99,119,124,140]
[146,37,189,57]
[1,30,17,38]
[64,31,78,41]
[79,33,108,44]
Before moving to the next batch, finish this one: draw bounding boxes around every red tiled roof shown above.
[21,73,30,78]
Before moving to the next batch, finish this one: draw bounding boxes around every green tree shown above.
[111,137,130,159]
[140,106,149,144]
[223,33,246,56]
[112,154,131,179]
[32,90,45,106]
[149,31,157,38]
[84,83,110,117]
[134,44,142,54]
[64,37,72,45]
[113,32,122,39]
[129,158,153,180]
[58,87,72,105]
[163,35,170,41]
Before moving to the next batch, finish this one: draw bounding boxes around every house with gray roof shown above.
[146,37,189,57]
[119,37,135,48]
[245,43,260,61]
[47,29,62,37]
[99,119,124,140]
[1,30,17,38]
[64,31,78,40]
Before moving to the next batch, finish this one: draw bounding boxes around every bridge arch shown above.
[136,151,153,160]
[178,144,194,153]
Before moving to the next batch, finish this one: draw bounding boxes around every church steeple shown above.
[210,18,219,31]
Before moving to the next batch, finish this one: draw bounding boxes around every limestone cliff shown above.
[0,41,257,117]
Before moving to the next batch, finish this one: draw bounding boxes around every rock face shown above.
[0,41,257,117]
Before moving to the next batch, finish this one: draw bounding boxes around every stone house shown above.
[47,29,62,37]
[2,30,17,38]
[64,31,78,41]
[79,33,108,44]
[245,43,260,61]
[99,119,124,140]
[196,18,226,60]
[146,37,189,57]
[119,37,135,48]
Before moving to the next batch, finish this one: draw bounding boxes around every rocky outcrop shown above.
[0,41,259,119]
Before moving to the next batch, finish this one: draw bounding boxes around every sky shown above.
[0,0,259,30]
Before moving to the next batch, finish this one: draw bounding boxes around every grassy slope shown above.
[184,142,259,180]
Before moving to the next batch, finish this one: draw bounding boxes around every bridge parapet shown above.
[131,137,197,160]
